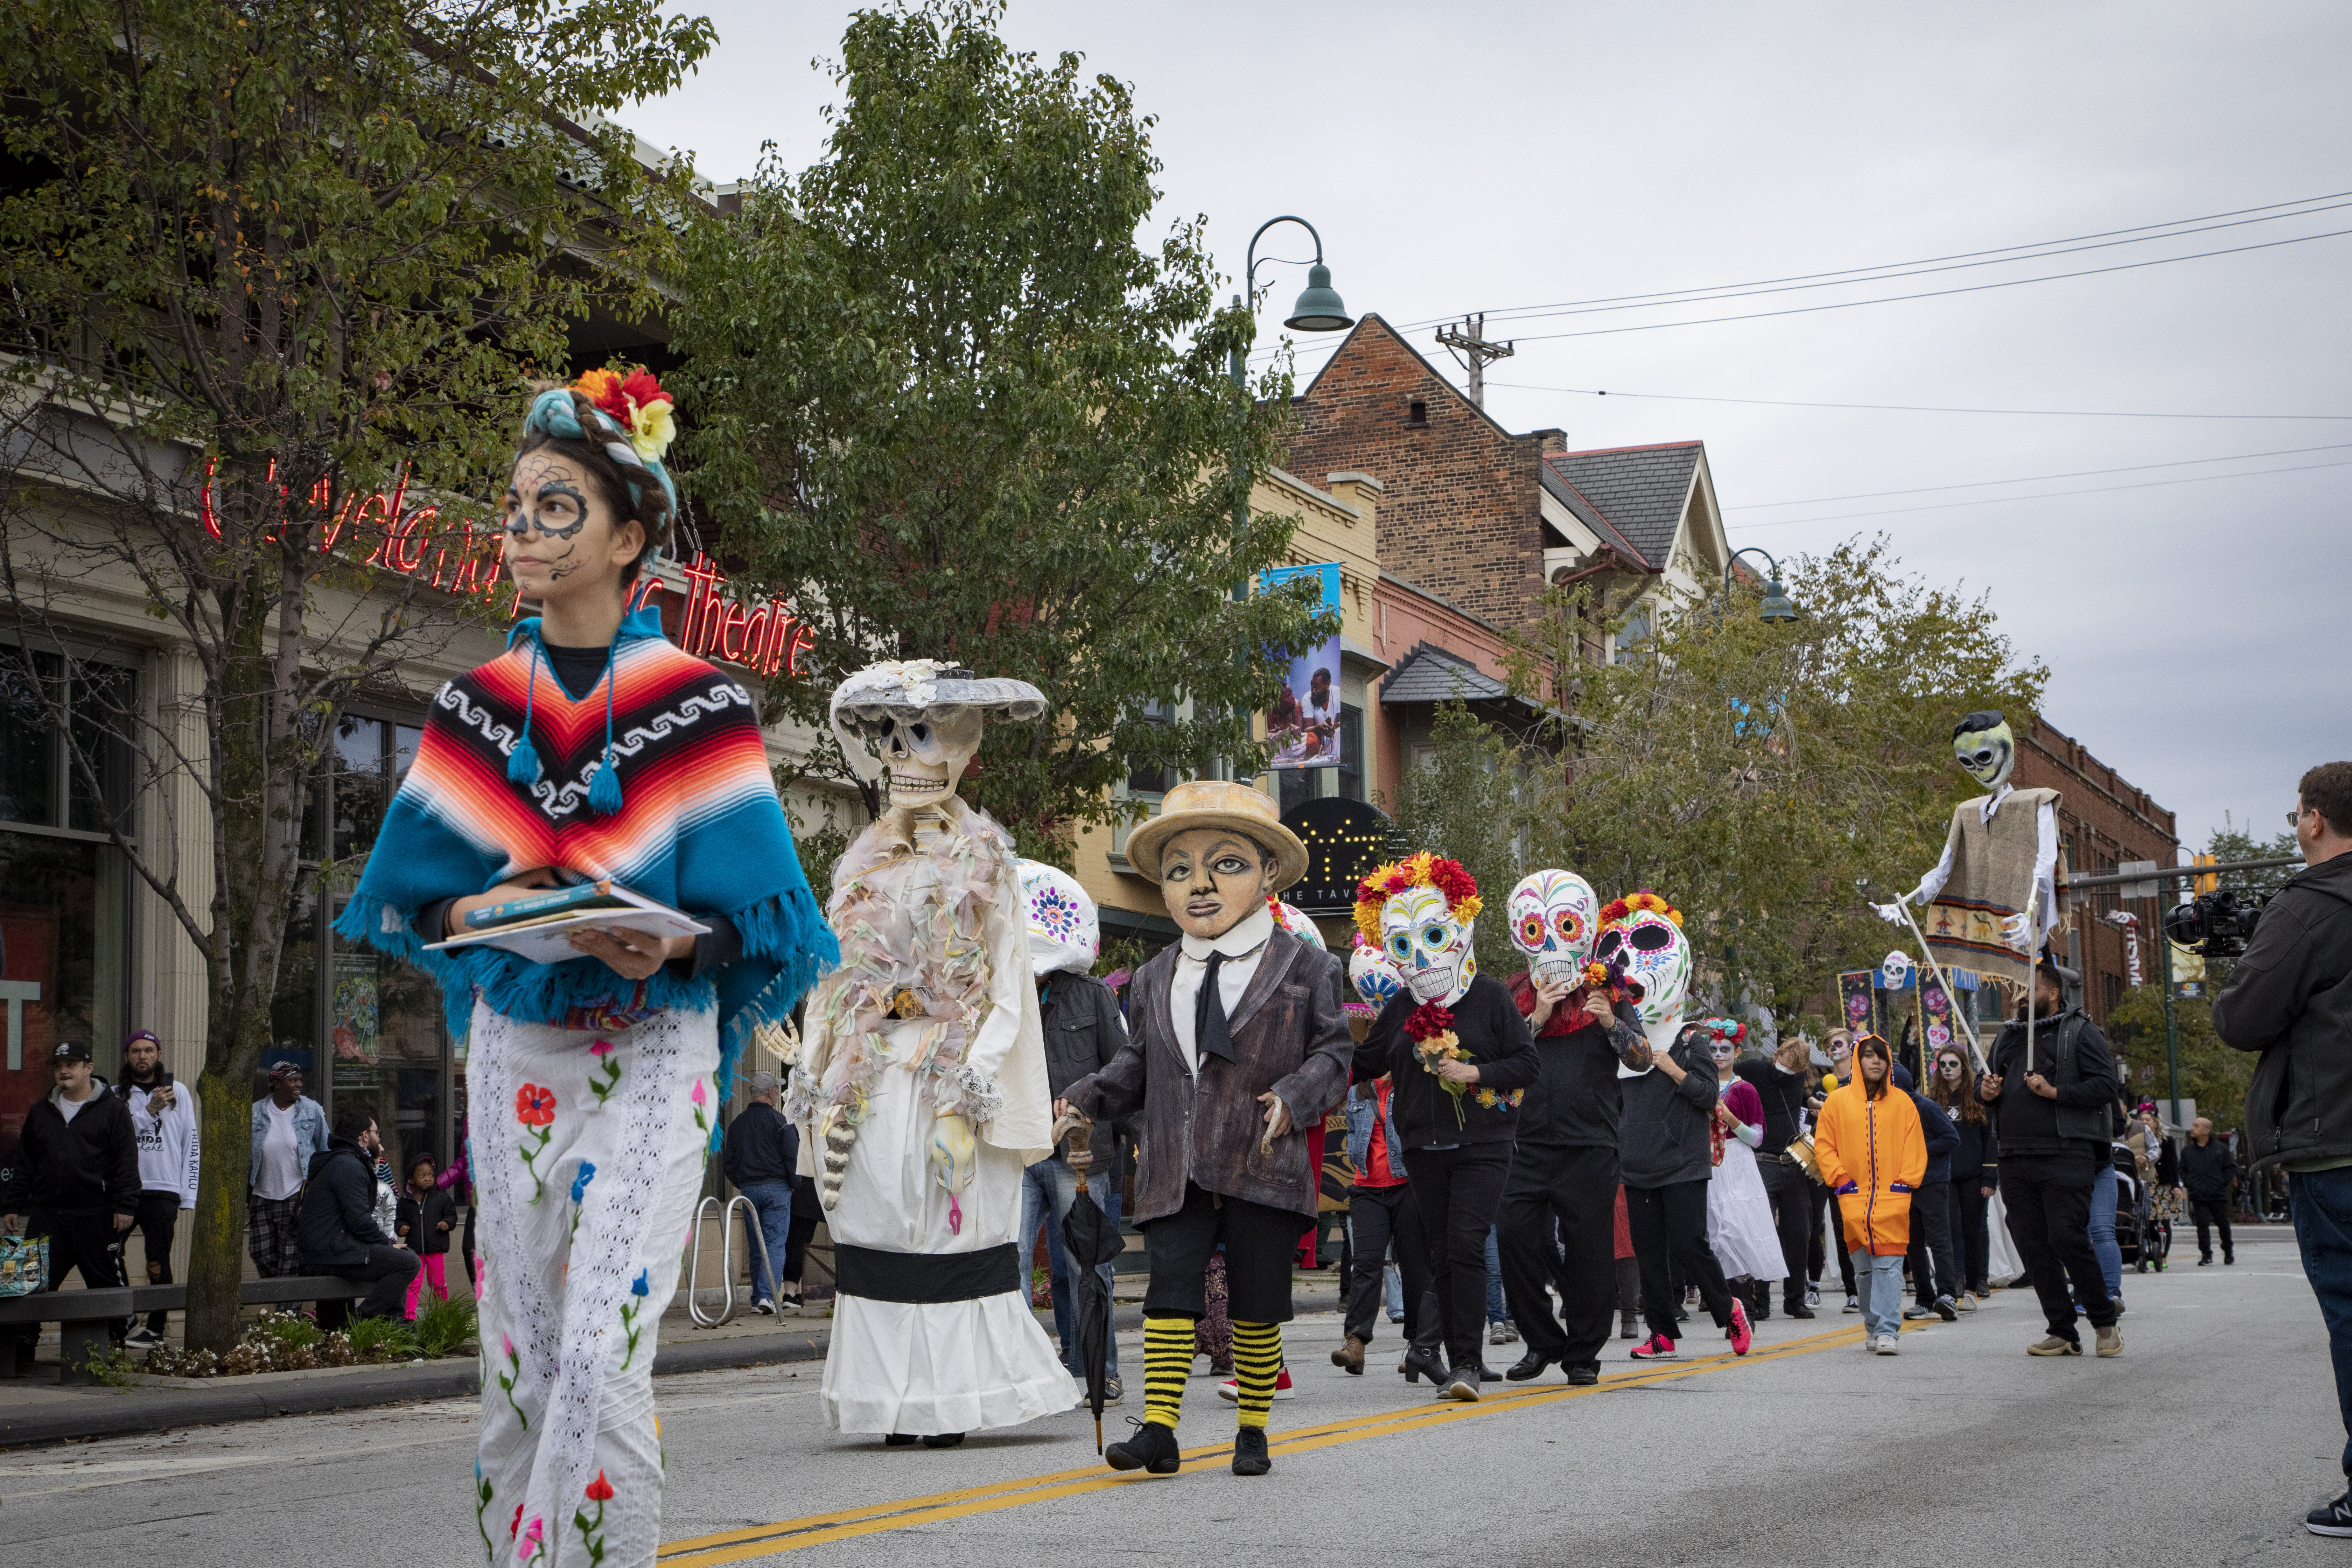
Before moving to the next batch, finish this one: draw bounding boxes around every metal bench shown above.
[0,1276,368,1386]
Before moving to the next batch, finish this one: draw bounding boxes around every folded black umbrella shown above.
[1056,1119,1126,1452]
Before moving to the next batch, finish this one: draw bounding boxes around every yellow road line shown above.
[657,1321,1876,1567]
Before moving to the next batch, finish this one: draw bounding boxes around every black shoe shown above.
[1673,1304,1690,1323]
[2197,1255,2212,1266]
[884,1434,918,1447]
[920,1433,964,1449]
[1619,1310,1641,1340]
[1933,1295,1959,1322]
[1478,1361,1503,1382]
[1786,1302,1816,1320]
[1231,1426,1271,1477]
[1752,1298,1771,1321]
[1400,1346,1446,1385]
[1440,1366,1481,1402]
[2310,1491,2352,1536]
[2224,1253,2235,1265]
[1566,1364,1600,1386]
[1105,1419,1182,1475]
[1506,1350,1558,1382]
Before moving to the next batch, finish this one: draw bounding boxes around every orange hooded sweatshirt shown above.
[1814,1076,1928,1255]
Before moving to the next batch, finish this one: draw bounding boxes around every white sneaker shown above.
[1873,1335,1900,1356]
[123,1326,162,1351]
[752,1297,775,1316]
[1956,1293,1979,1313]
[1806,1285,1822,1308]
[1215,1368,1295,1401]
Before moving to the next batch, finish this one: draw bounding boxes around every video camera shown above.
[2164,888,2265,958]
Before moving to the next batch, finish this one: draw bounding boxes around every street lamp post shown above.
[1229,217,1352,533]
[1722,546,1798,623]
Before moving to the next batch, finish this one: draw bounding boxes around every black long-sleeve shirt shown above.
[722,1100,799,1187]
[1,1086,139,1217]
[1984,1009,2118,1156]
[1361,974,1540,1150]
[1618,1031,1723,1188]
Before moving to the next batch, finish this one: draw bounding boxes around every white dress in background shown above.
[1706,1089,1787,1282]
[793,798,1076,1436]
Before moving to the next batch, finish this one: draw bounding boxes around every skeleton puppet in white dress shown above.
[789,660,1077,1441]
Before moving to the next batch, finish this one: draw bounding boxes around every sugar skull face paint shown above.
[1506,869,1600,983]
[1017,859,1099,979]
[1381,884,1477,1007]
[1349,934,1405,1009]
[1593,908,1691,1031]
[1951,711,2016,790]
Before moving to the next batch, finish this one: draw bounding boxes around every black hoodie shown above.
[2214,850,2352,1172]
[296,1136,392,1268]
[1,1081,138,1217]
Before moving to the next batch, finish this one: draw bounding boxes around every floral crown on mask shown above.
[1352,851,1482,945]
[1598,890,1682,928]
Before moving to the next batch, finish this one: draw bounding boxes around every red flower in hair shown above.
[572,368,628,421]
[618,368,671,413]
[1428,859,1480,908]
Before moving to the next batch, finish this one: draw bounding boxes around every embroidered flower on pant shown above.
[574,1470,615,1565]
[569,1161,597,1240]
[517,1513,545,1564]
[515,1084,557,1203]
[476,1462,495,1559]
[690,1076,709,1137]
[620,1268,650,1371]
[497,1330,529,1431]
[586,1039,622,1112]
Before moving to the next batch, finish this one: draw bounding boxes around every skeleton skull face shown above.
[1593,909,1691,1032]
[876,706,983,810]
[1881,949,1913,988]
[1951,713,2015,790]
[1381,885,1476,1007]
[1349,935,1405,1010]
[1506,869,1600,984]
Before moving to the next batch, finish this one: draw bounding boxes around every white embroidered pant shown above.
[469,1001,716,1568]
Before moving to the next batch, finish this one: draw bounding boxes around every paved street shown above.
[0,1226,2335,1566]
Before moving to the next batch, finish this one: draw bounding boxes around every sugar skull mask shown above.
[1349,933,1405,1010]
[1017,860,1099,979]
[1381,886,1476,1006]
[1593,898,1691,1034]
[1951,710,2015,791]
[1507,869,1600,984]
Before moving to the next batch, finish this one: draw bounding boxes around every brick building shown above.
[2015,714,2180,1034]
[1283,314,1737,657]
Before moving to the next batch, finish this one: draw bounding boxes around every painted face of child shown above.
[500,449,645,605]
[1159,828,1271,942]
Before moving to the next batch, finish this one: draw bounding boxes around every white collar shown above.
[1180,904,1275,963]
[1979,780,2016,823]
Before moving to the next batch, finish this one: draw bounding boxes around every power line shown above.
[1724,456,2352,531]
[1428,198,2352,329]
[1386,188,2352,330]
[1729,442,2352,509]
[1499,225,2352,342]
[1481,383,2352,422]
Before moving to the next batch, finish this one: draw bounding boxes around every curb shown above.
[0,1283,1346,1448]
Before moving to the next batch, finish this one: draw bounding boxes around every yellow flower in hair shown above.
[628,398,676,462]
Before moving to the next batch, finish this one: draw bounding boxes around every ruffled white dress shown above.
[1706,1100,1787,1282]
[793,799,1076,1435]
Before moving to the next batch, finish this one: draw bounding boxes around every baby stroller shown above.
[2113,1142,2172,1273]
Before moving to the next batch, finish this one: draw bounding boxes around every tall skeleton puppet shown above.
[1873,710,2060,996]
[789,660,1076,1446]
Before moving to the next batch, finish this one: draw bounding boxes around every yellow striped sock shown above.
[1230,1319,1282,1429]
[1142,1314,1193,1430]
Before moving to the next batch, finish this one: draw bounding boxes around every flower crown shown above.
[571,367,677,464]
[1353,851,1482,945]
[1599,889,1681,928]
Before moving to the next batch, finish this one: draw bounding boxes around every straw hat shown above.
[1123,780,1308,892]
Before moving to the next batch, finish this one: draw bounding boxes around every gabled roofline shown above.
[1296,314,1524,444]
[1537,461,1657,572]
[1555,439,1705,458]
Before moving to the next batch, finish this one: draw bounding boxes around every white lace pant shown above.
[468,1001,716,1568]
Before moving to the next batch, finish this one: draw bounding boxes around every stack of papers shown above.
[424,880,709,965]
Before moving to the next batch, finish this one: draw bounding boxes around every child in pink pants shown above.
[397,1154,456,1318]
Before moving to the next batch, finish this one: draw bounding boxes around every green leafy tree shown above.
[1381,701,1543,978]
[0,0,712,1351]
[663,0,1330,859]
[1497,536,2048,1023]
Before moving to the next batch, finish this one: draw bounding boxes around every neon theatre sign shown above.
[199,462,812,677]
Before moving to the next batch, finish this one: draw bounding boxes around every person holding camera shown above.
[2211,761,2352,1536]
[1978,957,2121,1358]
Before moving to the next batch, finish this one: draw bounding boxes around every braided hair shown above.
[513,386,677,584]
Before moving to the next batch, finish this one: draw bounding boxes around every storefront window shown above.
[0,836,128,1165]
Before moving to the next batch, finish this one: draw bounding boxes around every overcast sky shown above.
[622,0,2351,860]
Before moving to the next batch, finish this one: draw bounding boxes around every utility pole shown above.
[1435,313,1514,408]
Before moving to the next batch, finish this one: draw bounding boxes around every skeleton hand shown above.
[1871,901,1910,929]
[2000,912,2032,953]
[928,1112,977,1195]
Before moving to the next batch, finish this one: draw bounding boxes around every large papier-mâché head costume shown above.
[1507,869,1601,985]
[1017,859,1099,978]
[1124,780,1309,942]
[1355,852,1483,1008]
[1951,709,2016,791]
[1349,932,1405,1010]
[1595,890,1691,1062]
[830,660,1048,811]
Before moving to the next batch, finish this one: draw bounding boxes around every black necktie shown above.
[1195,951,1234,1065]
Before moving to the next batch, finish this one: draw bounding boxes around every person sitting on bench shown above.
[298,1109,418,1328]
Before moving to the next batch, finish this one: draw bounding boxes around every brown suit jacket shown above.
[1064,926,1353,1223]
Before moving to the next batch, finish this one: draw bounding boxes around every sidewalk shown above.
[0,1275,1346,1448]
